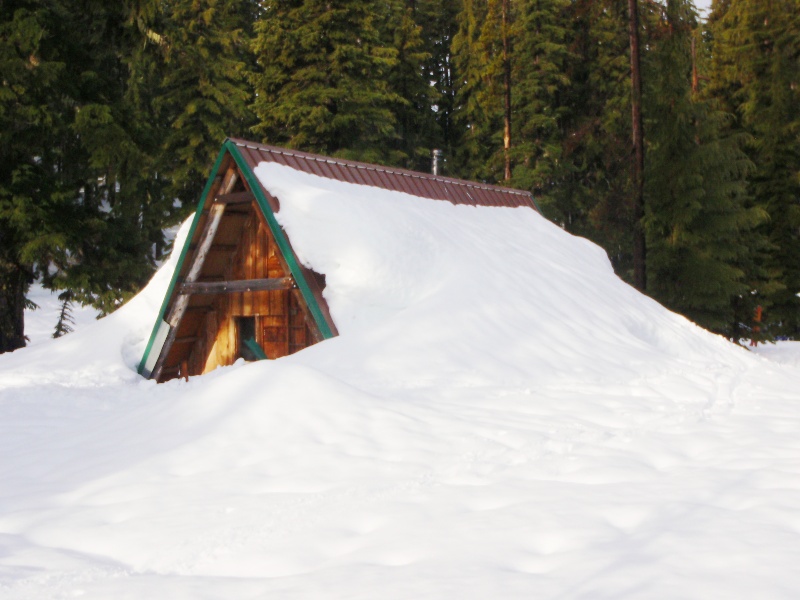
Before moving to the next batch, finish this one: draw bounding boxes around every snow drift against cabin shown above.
[1,160,800,599]
[139,139,541,382]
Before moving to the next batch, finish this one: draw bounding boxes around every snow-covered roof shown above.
[138,139,542,381]
[229,138,540,210]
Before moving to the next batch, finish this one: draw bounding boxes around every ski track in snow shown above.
[1,166,799,599]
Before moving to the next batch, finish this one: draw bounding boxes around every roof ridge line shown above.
[233,141,530,198]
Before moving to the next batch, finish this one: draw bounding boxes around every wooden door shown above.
[260,289,289,358]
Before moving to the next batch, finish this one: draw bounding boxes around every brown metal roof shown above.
[228,138,539,212]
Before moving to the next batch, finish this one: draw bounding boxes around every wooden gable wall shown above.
[178,210,317,379]
[151,157,324,383]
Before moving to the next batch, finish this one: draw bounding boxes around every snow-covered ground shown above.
[1,166,799,599]
[751,340,800,369]
[23,286,100,347]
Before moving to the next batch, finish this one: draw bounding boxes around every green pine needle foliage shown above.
[644,0,765,336]
[53,290,75,338]
[707,0,800,337]
[251,0,407,165]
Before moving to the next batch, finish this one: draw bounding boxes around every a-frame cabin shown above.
[139,138,539,382]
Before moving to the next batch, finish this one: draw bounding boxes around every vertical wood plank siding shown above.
[168,206,314,381]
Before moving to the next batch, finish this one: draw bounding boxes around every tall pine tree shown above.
[550,0,635,277]
[452,0,518,182]
[644,0,764,335]
[508,0,571,213]
[251,0,404,164]
[708,0,800,337]
[0,0,258,351]
[383,1,439,171]
[416,0,462,173]
[0,2,63,350]
[146,0,257,207]
[0,0,162,343]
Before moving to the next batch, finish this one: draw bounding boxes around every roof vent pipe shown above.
[431,149,443,176]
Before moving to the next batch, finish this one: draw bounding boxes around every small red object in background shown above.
[750,305,763,347]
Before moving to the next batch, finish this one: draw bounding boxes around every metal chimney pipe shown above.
[431,149,443,176]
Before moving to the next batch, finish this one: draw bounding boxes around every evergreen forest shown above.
[1,0,798,352]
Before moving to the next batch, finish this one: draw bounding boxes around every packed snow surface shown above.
[1,164,799,599]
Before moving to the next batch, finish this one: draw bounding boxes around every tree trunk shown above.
[502,0,512,182]
[691,34,699,95]
[0,265,28,353]
[628,0,646,291]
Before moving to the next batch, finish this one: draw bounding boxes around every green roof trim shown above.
[137,145,230,376]
[529,194,543,215]
[225,139,334,340]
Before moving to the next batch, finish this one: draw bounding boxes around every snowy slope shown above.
[23,286,100,347]
[1,166,799,599]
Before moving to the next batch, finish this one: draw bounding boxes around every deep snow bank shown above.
[1,165,799,599]
[3,162,754,389]
[255,162,754,389]
[0,221,192,388]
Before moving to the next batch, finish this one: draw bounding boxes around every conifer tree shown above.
[550,0,635,276]
[0,2,58,350]
[628,0,646,291]
[1,0,258,350]
[384,1,439,171]
[708,0,800,337]
[508,0,571,213]
[644,0,765,335]
[251,0,404,164]
[451,0,509,181]
[145,0,257,206]
[64,1,172,311]
[0,1,158,343]
[452,0,640,284]
[53,290,75,338]
[416,0,462,172]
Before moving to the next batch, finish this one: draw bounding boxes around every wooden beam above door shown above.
[177,277,295,295]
